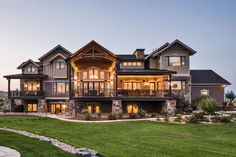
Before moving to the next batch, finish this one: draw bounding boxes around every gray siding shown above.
[22,63,39,74]
[191,85,225,106]
[160,44,190,75]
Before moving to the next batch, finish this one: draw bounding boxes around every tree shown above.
[225,90,236,106]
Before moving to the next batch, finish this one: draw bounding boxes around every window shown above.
[87,104,100,113]
[122,62,142,67]
[171,81,186,90]
[55,60,65,69]
[27,66,36,72]
[100,71,105,79]
[25,82,38,91]
[28,104,37,112]
[88,69,99,79]
[53,82,69,93]
[124,82,141,90]
[82,71,88,79]
[127,104,138,114]
[165,56,186,66]
[200,89,209,96]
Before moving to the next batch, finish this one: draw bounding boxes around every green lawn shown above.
[0,116,236,157]
[0,130,76,157]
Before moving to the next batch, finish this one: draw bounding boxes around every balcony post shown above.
[169,74,172,95]
[68,63,72,99]
[115,63,118,98]
[7,78,11,98]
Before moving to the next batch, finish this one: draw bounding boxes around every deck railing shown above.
[118,89,169,97]
[10,90,44,98]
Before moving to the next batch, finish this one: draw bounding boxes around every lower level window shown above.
[127,104,138,114]
[88,104,100,113]
[200,89,209,96]
[28,104,37,112]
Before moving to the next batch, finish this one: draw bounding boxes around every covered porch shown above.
[3,74,47,100]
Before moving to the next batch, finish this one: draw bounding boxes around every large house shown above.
[4,40,230,115]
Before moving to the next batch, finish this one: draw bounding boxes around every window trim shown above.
[165,56,186,67]
[53,82,69,93]
[55,60,65,69]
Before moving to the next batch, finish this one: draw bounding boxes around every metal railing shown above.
[118,89,169,97]
[10,90,44,98]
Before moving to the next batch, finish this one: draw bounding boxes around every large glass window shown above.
[53,82,69,93]
[89,69,99,79]
[127,104,138,113]
[55,60,65,69]
[124,82,141,90]
[28,104,37,112]
[165,56,186,66]
[25,82,38,91]
[82,71,88,79]
[100,71,105,79]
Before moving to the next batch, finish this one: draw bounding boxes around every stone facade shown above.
[38,99,46,113]
[65,100,75,116]
[112,100,122,113]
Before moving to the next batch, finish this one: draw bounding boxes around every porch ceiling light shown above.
[24,84,28,87]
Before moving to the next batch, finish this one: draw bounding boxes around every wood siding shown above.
[191,85,225,106]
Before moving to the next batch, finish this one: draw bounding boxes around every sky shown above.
[0,0,235,91]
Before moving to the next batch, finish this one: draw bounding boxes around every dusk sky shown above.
[0,0,235,91]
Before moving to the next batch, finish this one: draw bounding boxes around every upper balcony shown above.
[9,90,44,100]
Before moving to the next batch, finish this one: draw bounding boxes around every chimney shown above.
[133,49,145,59]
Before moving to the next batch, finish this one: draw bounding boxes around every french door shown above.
[83,82,105,96]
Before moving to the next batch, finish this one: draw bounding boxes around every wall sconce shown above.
[36,84,40,88]
[24,84,28,88]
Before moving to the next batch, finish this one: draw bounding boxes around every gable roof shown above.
[48,53,67,62]
[145,42,169,59]
[39,45,72,61]
[17,59,41,69]
[152,39,197,57]
[190,70,231,85]
[68,40,117,60]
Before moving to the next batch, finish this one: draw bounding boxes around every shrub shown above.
[108,112,116,120]
[137,109,146,118]
[84,113,92,120]
[174,115,182,122]
[192,95,209,110]
[164,115,169,122]
[216,116,232,123]
[187,116,200,123]
[193,112,204,119]
[199,98,217,114]
[118,111,123,119]
[97,112,102,119]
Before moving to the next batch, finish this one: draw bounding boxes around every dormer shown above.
[17,59,41,74]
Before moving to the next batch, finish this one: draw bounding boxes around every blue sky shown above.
[0,0,235,91]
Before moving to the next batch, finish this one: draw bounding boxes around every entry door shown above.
[51,104,66,114]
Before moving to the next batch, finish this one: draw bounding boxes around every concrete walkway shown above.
[0,146,20,157]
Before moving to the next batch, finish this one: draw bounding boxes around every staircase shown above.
[169,93,191,109]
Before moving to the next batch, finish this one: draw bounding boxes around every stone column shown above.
[112,100,122,113]
[165,100,176,116]
[65,100,75,117]
[38,99,46,113]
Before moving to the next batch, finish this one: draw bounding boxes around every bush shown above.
[188,116,200,123]
[215,116,232,123]
[164,115,169,122]
[108,112,116,120]
[199,98,217,114]
[187,113,205,123]
[118,111,123,119]
[174,115,182,122]
[84,113,92,120]
[192,95,209,110]
[97,112,102,119]
[137,109,146,118]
